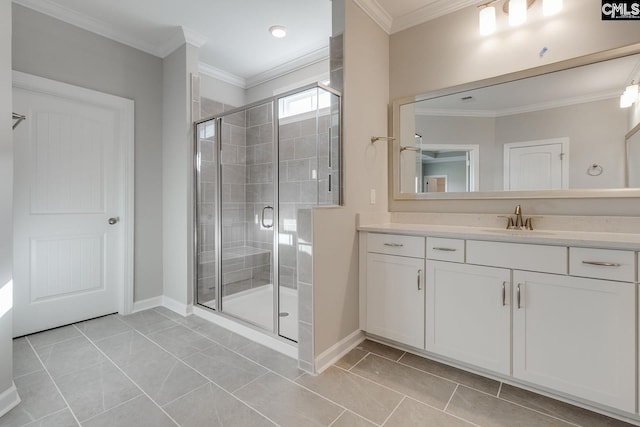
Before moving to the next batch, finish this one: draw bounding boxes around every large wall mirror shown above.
[392,45,640,200]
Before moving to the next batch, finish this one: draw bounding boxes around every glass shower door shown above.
[219,101,276,332]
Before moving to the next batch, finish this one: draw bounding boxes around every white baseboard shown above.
[131,296,163,313]
[162,296,193,317]
[192,306,297,359]
[0,383,20,418]
[315,329,365,374]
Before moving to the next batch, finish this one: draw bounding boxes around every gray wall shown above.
[313,0,390,357]
[389,0,640,215]
[0,0,16,413]
[415,98,627,192]
[495,98,627,189]
[12,5,164,302]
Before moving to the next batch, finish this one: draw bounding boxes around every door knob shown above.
[108,217,119,225]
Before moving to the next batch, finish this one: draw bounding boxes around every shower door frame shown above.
[193,82,343,342]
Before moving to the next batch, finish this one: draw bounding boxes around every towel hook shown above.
[12,113,26,130]
[587,163,603,176]
[370,136,396,144]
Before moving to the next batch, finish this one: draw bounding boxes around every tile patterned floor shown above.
[1,307,635,427]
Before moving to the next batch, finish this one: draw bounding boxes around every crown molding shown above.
[157,26,208,57]
[352,0,392,34]
[198,63,247,88]
[245,45,329,89]
[183,27,208,48]
[13,0,166,57]
[391,0,481,34]
[157,29,188,58]
[415,91,619,118]
[351,0,485,35]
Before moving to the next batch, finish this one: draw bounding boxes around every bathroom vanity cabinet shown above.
[364,233,425,349]
[359,229,638,416]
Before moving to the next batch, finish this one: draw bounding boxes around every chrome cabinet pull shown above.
[261,206,274,228]
[108,217,119,225]
[502,282,506,306]
[417,269,422,290]
[433,247,456,252]
[383,243,404,247]
[582,261,622,267]
[517,284,522,309]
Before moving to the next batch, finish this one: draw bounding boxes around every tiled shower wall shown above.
[197,99,274,300]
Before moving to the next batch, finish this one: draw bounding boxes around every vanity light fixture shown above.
[620,82,639,108]
[479,2,497,36]
[269,25,287,38]
[479,0,563,35]
[508,0,528,26]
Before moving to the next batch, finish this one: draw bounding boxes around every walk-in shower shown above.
[194,83,341,343]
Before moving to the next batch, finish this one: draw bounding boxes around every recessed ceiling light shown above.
[269,26,287,38]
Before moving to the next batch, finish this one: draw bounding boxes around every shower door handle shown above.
[261,206,274,229]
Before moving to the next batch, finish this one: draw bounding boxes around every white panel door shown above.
[512,271,635,412]
[504,139,569,190]
[366,253,425,349]
[13,75,132,336]
[426,261,511,375]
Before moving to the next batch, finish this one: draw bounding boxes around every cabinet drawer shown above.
[427,238,465,263]
[569,248,635,282]
[367,233,425,258]
[466,240,567,274]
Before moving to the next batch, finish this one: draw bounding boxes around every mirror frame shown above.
[391,43,640,201]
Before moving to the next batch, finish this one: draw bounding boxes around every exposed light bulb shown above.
[269,26,287,38]
[543,0,563,16]
[620,83,639,108]
[509,0,528,26]
[479,5,497,36]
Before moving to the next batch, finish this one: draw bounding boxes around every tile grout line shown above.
[497,381,503,397]
[142,310,596,427]
[346,351,370,371]
[443,383,459,412]
[71,324,181,427]
[494,392,584,427]
[332,364,452,419]
[327,409,347,427]
[380,396,406,426]
[138,333,281,427]
[335,363,487,427]
[79,393,147,425]
[394,358,501,397]
[24,336,82,427]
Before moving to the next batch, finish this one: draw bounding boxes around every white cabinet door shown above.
[513,271,635,413]
[426,261,511,375]
[366,253,425,349]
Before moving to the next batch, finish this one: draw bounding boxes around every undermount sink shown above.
[479,228,557,236]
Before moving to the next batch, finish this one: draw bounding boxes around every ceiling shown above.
[413,53,640,116]
[13,0,473,89]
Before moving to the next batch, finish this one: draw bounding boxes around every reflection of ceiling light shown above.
[269,26,287,38]
[620,82,639,109]
[479,0,562,35]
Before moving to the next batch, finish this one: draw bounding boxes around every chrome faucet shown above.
[506,205,533,230]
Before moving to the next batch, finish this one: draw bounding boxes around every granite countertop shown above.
[357,222,640,250]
